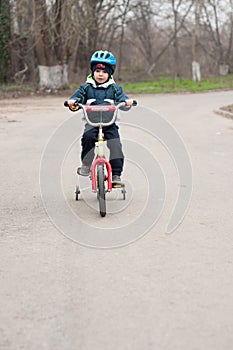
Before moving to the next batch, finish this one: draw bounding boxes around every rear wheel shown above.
[97,165,106,217]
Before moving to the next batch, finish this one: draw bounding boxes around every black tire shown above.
[97,165,106,217]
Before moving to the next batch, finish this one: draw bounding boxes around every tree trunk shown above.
[192,61,201,81]
[0,0,11,83]
[192,0,203,81]
[172,1,181,80]
[219,64,229,76]
[34,0,68,89]
[117,0,130,80]
[38,64,68,89]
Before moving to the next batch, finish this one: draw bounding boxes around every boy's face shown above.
[93,69,109,84]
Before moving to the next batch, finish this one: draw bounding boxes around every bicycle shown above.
[64,100,137,217]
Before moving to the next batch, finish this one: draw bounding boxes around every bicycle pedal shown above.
[112,182,123,189]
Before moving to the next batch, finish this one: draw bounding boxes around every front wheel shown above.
[97,165,106,217]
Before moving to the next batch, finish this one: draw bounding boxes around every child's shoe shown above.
[77,165,91,176]
[112,175,121,187]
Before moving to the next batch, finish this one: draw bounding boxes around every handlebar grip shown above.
[64,99,81,107]
[132,100,137,106]
[64,100,80,112]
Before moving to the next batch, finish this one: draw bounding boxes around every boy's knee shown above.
[107,139,124,159]
[82,130,97,144]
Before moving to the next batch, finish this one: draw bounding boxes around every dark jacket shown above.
[70,75,129,109]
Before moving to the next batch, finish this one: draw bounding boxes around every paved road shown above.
[1,91,233,350]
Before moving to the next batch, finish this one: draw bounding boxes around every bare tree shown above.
[171,0,185,79]
[129,0,156,69]
[34,0,76,88]
[116,0,131,80]
[202,0,233,75]
[147,0,194,76]
[5,0,35,84]
[0,0,11,83]
[3,0,233,86]
[71,0,119,78]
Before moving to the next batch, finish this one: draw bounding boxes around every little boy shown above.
[67,50,134,184]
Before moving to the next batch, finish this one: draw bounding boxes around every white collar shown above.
[86,75,115,88]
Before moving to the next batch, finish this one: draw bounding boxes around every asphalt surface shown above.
[1,91,233,350]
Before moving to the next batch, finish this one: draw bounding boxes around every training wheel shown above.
[75,186,80,201]
[121,184,126,200]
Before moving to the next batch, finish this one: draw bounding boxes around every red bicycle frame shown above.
[91,157,112,192]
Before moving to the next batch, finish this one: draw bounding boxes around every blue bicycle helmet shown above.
[90,50,116,74]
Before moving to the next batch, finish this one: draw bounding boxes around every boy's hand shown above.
[68,99,80,111]
[125,99,134,107]
[68,99,77,107]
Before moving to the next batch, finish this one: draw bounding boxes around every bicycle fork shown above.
[91,126,112,192]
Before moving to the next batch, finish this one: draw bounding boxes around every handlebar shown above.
[64,100,137,127]
[64,100,137,108]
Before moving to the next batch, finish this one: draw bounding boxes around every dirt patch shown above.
[221,104,233,113]
[215,104,233,120]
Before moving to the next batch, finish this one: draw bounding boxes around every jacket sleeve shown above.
[114,84,131,111]
[69,83,88,104]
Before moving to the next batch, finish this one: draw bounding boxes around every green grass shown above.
[0,84,35,92]
[121,75,233,94]
[1,75,233,96]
